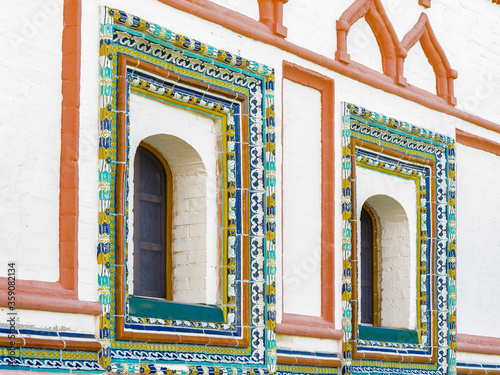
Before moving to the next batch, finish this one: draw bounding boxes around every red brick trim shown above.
[454,131,500,357]
[277,61,337,339]
[456,129,500,156]
[457,334,500,356]
[277,353,342,367]
[0,336,101,352]
[400,13,457,105]
[0,0,101,317]
[419,0,431,8]
[155,0,500,134]
[258,0,288,37]
[335,0,400,80]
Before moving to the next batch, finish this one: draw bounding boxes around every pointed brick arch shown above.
[335,0,400,79]
[257,0,288,37]
[400,13,457,105]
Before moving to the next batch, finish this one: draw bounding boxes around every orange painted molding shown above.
[277,314,343,339]
[0,336,101,352]
[258,0,288,37]
[336,0,400,80]
[0,0,101,318]
[457,368,500,375]
[457,334,500,356]
[400,13,457,105]
[277,353,342,367]
[419,0,431,8]
[279,61,337,339]
[0,284,101,315]
[154,0,500,134]
[456,129,500,156]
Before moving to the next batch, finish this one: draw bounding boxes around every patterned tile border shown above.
[98,7,276,374]
[341,103,456,375]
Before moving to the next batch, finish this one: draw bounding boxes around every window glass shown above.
[134,146,167,298]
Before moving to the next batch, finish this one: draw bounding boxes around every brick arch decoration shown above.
[419,0,431,8]
[400,13,458,105]
[335,0,400,79]
[336,0,457,106]
[257,0,288,37]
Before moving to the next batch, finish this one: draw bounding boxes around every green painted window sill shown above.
[358,325,419,344]
[129,295,225,323]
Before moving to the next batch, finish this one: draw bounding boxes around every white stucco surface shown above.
[347,17,383,74]
[0,0,63,282]
[0,308,97,335]
[404,41,437,95]
[456,144,500,338]
[284,0,338,58]
[1,0,498,356]
[282,79,322,318]
[277,334,339,354]
[379,0,421,40]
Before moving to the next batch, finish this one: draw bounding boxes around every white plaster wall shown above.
[379,0,421,41]
[429,0,500,124]
[356,166,417,330]
[0,308,97,335]
[66,0,500,352]
[130,93,219,305]
[0,0,63,282]
[346,17,383,74]
[456,144,500,338]
[282,79,322,318]
[207,0,259,21]
[404,41,436,95]
[283,0,500,124]
[1,0,499,350]
[283,0,339,58]
[277,334,338,354]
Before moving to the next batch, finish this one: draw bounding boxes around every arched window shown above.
[133,144,172,299]
[359,195,414,330]
[360,204,378,326]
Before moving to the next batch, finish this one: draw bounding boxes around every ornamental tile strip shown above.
[98,7,276,374]
[341,103,456,375]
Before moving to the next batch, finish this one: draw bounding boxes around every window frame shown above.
[132,142,173,300]
[359,204,380,327]
[112,53,253,347]
[341,102,458,365]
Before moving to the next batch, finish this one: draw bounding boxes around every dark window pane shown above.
[134,145,168,299]
[139,149,163,196]
[360,208,374,325]
[140,200,163,244]
[139,249,165,295]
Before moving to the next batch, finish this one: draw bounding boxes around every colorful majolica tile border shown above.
[341,103,456,375]
[98,7,276,374]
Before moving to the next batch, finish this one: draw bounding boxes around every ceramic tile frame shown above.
[98,7,277,374]
[341,103,456,375]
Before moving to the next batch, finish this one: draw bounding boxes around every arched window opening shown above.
[360,204,378,326]
[359,194,414,330]
[133,144,172,299]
